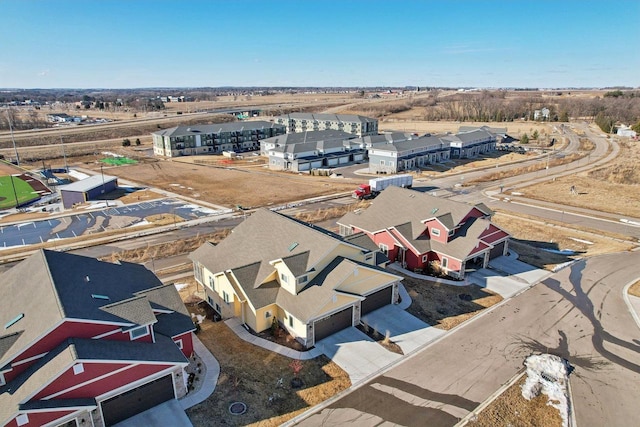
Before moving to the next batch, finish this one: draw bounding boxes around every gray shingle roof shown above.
[0,250,191,372]
[261,130,353,145]
[153,121,284,138]
[277,113,377,124]
[190,209,364,292]
[339,186,485,236]
[370,135,449,152]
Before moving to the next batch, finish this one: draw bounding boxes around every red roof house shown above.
[337,186,510,278]
[0,250,195,427]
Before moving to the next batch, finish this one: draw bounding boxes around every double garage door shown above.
[313,285,394,342]
[101,375,174,426]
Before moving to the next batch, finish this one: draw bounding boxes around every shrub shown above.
[122,138,131,147]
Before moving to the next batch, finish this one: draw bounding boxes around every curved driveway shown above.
[294,251,640,427]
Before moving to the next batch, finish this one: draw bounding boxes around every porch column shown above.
[503,240,509,256]
[483,251,490,268]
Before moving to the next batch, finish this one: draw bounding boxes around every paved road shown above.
[295,251,640,426]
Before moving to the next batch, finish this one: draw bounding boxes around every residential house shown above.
[152,121,286,157]
[337,187,510,279]
[367,135,451,174]
[190,209,402,348]
[534,107,551,121]
[0,250,194,427]
[274,113,378,137]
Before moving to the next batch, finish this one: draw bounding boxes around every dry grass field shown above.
[491,212,636,269]
[517,139,640,218]
[467,375,562,427]
[629,280,640,298]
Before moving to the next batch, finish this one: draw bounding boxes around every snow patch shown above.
[102,151,124,158]
[522,354,572,427]
[542,248,576,255]
[68,170,90,180]
[174,283,189,291]
[190,312,206,324]
[569,237,593,245]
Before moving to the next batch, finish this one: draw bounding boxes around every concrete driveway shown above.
[361,305,446,354]
[467,255,550,299]
[112,399,192,427]
[315,327,402,384]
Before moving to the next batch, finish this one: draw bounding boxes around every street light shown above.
[6,111,20,166]
[10,174,19,208]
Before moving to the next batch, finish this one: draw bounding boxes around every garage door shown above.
[490,241,506,259]
[361,286,393,314]
[314,306,353,342]
[101,375,174,426]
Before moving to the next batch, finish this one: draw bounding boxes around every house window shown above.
[431,228,440,237]
[265,311,272,318]
[16,414,29,426]
[223,291,230,304]
[215,303,221,313]
[365,253,373,262]
[130,326,149,340]
[73,363,84,375]
[422,255,428,263]
[175,339,184,350]
[442,257,448,268]
[280,273,288,284]
[297,275,308,285]
[289,316,294,327]
[0,373,5,386]
[208,276,215,291]
[379,243,388,255]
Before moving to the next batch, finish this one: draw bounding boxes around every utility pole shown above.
[6,110,20,166]
[100,164,109,207]
[60,135,68,172]
[10,174,19,208]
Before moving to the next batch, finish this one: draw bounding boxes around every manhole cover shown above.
[229,402,247,415]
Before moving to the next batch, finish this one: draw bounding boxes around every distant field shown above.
[0,175,39,209]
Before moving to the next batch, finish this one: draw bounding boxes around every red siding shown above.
[49,364,173,400]
[468,242,491,257]
[370,230,401,262]
[5,321,125,382]
[6,410,74,427]
[33,362,130,400]
[463,207,487,222]
[424,220,448,244]
[174,332,194,357]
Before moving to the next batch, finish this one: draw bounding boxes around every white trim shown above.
[129,325,149,340]
[97,367,178,402]
[152,308,173,314]
[65,318,134,327]
[175,339,183,350]
[43,364,138,400]
[11,351,49,366]
[91,328,123,340]
[0,372,5,386]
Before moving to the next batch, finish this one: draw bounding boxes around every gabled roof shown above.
[58,174,117,193]
[0,250,189,371]
[152,121,284,138]
[455,128,495,143]
[190,209,367,292]
[277,113,377,124]
[261,130,353,146]
[338,186,490,236]
[0,336,187,425]
[369,135,449,152]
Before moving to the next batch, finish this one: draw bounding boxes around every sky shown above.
[1,0,638,89]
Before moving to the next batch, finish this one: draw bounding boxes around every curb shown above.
[622,280,640,330]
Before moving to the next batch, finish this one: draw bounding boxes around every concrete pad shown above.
[113,399,192,427]
[468,268,530,298]
[315,327,401,384]
[361,305,446,354]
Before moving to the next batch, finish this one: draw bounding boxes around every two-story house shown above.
[337,187,510,279]
[189,209,402,348]
[0,250,194,427]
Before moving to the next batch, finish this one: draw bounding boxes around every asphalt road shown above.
[295,251,640,427]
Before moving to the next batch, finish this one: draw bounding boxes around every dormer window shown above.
[281,273,289,284]
[297,275,308,285]
[129,326,149,340]
[431,228,441,237]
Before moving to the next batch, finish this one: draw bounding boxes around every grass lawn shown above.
[0,175,39,209]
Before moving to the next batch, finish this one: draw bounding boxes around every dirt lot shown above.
[491,212,636,269]
[517,138,640,218]
[629,280,640,298]
[467,375,562,427]
[82,159,356,209]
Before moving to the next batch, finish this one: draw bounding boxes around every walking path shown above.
[179,335,220,410]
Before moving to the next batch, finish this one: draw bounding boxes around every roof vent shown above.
[288,242,299,252]
[5,313,24,329]
[431,208,439,214]
[84,276,90,282]
[91,294,110,300]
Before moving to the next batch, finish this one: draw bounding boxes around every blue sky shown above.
[1,0,638,88]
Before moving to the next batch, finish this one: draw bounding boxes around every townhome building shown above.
[442,128,497,158]
[0,250,194,427]
[367,135,451,174]
[337,187,510,279]
[274,113,378,137]
[190,209,402,349]
[152,121,286,157]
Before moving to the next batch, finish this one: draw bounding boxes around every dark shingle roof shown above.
[278,113,377,124]
[261,130,353,145]
[153,121,284,138]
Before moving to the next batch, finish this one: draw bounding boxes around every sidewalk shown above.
[179,335,220,410]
